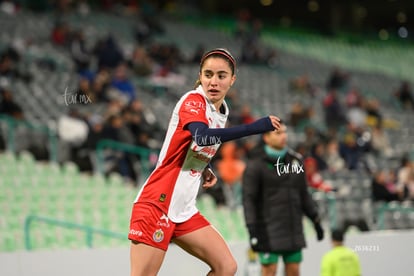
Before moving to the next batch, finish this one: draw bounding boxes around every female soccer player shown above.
[128,48,281,276]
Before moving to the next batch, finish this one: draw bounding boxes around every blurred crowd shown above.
[0,1,413,212]
[207,67,414,210]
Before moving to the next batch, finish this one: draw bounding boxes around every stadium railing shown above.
[95,139,159,178]
[24,215,125,251]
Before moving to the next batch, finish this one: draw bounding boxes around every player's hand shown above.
[269,115,281,130]
[247,223,270,252]
[202,167,217,189]
[313,221,324,241]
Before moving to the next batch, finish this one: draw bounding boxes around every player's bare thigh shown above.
[173,225,237,275]
[130,241,166,276]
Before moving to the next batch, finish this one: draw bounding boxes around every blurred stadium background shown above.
[1,0,414,275]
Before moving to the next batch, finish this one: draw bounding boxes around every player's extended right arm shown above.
[187,117,275,146]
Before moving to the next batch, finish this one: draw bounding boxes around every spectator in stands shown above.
[346,93,367,129]
[394,81,414,110]
[0,49,17,80]
[101,113,138,183]
[289,74,318,97]
[0,87,24,119]
[225,88,243,124]
[70,113,103,172]
[242,121,324,276]
[84,114,103,151]
[365,98,383,128]
[326,67,349,91]
[289,102,313,130]
[396,155,414,200]
[148,42,184,73]
[147,43,187,89]
[190,44,206,64]
[320,229,361,276]
[385,169,403,196]
[91,67,111,102]
[339,132,360,171]
[51,20,71,47]
[325,138,346,173]
[130,46,154,77]
[339,124,369,171]
[57,108,89,165]
[370,123,393,158]
[128,99,159,143]
[101,113,134,145]
[111,63,136,103]
[94,34,124,70]
[239,104,256,124]
[372,170,403,202]
[70,30,91,73]
[133,17,152,44]
[323,89,347,130]
[310,141,328,171]
[104,98,125,120]
[294,142,308,157]
[230,103,257,126]
[128,48,282,276]
[302,125,326,153]
[304,156,335,193]
[345,86,365,108]
[77,76,95,103]
[0,49,32,83]
[233,8,251,40]
[238,17,278,68]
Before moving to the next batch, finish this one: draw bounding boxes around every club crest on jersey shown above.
[153,229,164,242]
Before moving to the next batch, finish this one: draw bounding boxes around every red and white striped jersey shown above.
[134,85,229,222]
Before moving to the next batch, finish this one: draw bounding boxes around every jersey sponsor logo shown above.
[153,229,164,242]
[193,152,212,163]
[184,100,205,115]
[200,146,217,156]
[190,168,201,177]
[190,144,218,164]
[184,100,205,109]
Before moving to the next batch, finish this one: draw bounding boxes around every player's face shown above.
[199,57,236,106]
[264,124,288,150]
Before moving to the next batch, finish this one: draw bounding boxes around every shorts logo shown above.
[157,214,170,228]
[153,229,164,243]
[129,229,143,237]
